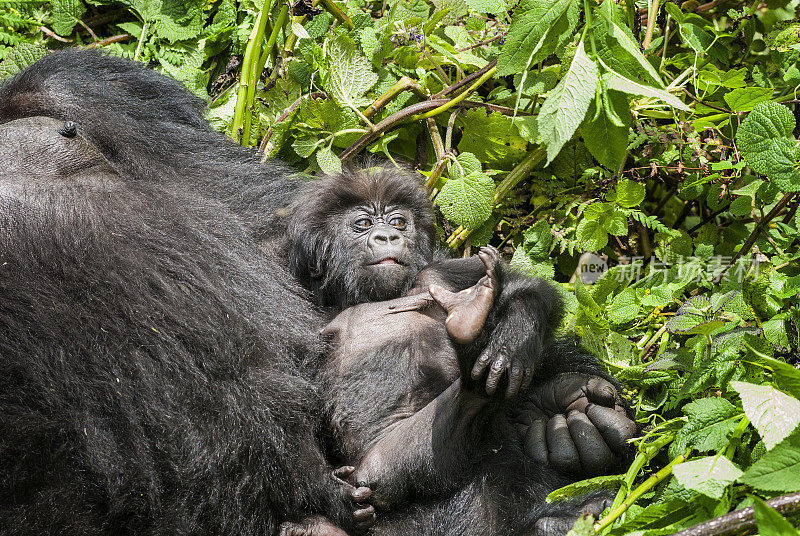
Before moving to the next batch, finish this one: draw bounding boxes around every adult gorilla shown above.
[0,116,367,535]
[0,49,635,535]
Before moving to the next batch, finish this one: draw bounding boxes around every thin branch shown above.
[85,34,132,48]
[726,192,795,268]
[259,92,326,154]
[431,58,498,99]
[670,492,800,536]
[39,26,72,42]
[319,0,354,29]
[642,0,659,50]
[456,33,503,52]
[363,76,427,119]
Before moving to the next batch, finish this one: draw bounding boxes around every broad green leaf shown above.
[732,381,800,450]
[457,110,528,169]
[546,474,624,503]
[740,428,800,492]
[465,0,505,14]
[538,39,598,165]
[581,89,631,171]
[736,101,800,192]
[576,220,608,251]
[316,146,342,175]
[435,169,494,230]
[496,0,577,76]
[766,21,800,52]
[612,179,646,208]
[595,11,663,88]
[607,288,639,324]
[673,398,743,454]
[673,456,743,499]
[0,43,48,80]
[292,136,324,158]
[600,67,691,112]
[723,87,773,112]
[752,497,800,536]
[325,35,378,111]
[52,0,86,36]
[746,351,800,401]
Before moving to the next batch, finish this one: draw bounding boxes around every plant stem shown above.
[669,492,800,536]
[363,76,428,119]
[319,0,354,29]
[595,449,691,533]
[232,3,273,142]
[410,66,497,121]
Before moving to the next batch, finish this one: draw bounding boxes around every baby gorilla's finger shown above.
[333,466,355,481]
[471,350,494,380]
[546,414,580,474]
[523,419,549,465]
[521,366,534,393]
[586,404,637,454]
[585,377,618,407]
[484,354,509,395]
[350,486,372,503]
[353,505,377,533]
[566,410,614,476]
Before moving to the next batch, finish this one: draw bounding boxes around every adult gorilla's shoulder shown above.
[0,48,297,239]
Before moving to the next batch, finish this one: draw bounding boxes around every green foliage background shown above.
[3,0,800,532]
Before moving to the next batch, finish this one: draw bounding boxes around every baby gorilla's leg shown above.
[429,246,500,344]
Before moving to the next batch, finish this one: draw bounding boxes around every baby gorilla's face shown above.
[343,205,417,302]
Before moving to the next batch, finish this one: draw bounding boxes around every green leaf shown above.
[594,11,664,88]
[581,89,631,171]
[496,0,577,76]
[723,87,773,112]
[766,21,800,52]
[673,456,743,499]
[736,101,800,193]
[746,351,800,401]
[465,0,506,14]
[732,381,800,450]
[612,179,646,208]
[457,110,528,169]
[673,398,743,454]
[0,43,48,80]
[752,497,800,536]
[740,428,800,492]
[316,146,342,175]
[538,39,598,165]
[52,0,86,36]
[325,35,378,111]
[607,288,640,324]
[435,162,494,230]
[600,67,691,112]
[546,474,625,503]
[576,220,608,251]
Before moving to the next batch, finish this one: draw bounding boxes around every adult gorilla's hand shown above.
[513,373,637,476]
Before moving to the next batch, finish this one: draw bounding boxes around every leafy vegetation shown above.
[2,0,800,533]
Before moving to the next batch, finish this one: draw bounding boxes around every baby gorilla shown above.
[318,247,634,534]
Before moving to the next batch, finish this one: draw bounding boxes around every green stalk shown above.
[410,66,497,121]
[595,449,691,533]
[242,3,290,145]
[232,2,273,143]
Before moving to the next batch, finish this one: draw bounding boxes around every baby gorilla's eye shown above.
[389,217,407,230]
[355,218,373,229]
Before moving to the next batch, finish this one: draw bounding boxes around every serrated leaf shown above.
[673,456,742,499]
[52,0,86,36]
[582,89,631,171]
[673,398,743,454]
[724,87,773,112]
[292,136,324,158]
[496,0,577,76]
[457,110,528,169]
[435,170,494,230]
[752,497,800,536]
[316,146,342,175]
[732,381,800,450]
[576,220,608,251]
[538,39,598,165]
[740,428,800,492]
[600,68,691,111]
[325,35,378,111]
[595,11,663,88]
[613,179,646,208]
[546,474,625,503]
[465,0,505,14]
[0,43,48,80]
[736,101,800,192]
[607,288,639,324]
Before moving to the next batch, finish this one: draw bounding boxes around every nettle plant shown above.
[3,0,800,532]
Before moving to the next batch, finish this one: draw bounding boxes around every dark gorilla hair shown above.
[286,166,437,308]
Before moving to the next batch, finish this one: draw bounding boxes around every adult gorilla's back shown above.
[0,116,343,534]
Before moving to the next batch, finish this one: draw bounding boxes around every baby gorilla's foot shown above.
[429,246,500,344]
[333,466,376,534]
[278,516,347,536]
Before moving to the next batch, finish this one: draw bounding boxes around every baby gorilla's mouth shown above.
[372,257,404,266]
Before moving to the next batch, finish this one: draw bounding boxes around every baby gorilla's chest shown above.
[322,306,460,459]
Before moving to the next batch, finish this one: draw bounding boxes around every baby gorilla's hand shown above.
[332,466,376,534]
[278,516,348,536]
[514,373,637,476]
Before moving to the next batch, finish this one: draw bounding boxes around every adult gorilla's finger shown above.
[484,354,509,395]
[505,361,524,399]
[566,411,614,476]
[350,486,372,502]
[585,377,618,407]
[523,419,548,465]
[546,414,579,474]
[521,366,534,393]
[471,349,494,380]
[586,404,637,453]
